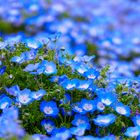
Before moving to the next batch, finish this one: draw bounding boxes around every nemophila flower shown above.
[10,55,25,64]
[0,42,7,50]
[40,101,59,117]
[0,107,25,138]
[61,79,78,90]
[125,126,140,138]
[0,61,2,66]
[0,66,6,75]
[5,85,20,96]
[70,125,87,136]
[24,49,37,61]
[52,127,72,140]
[31,89,46,100]
[93,114,116,127]
[95,98,105,112]
[132,115,140,126]
[37,60,57,75]
[16,88,33,105]
[72,102,86,115]
[113,102,131,117]
[41,119,55,134]
[0,95,13,110]
[77,80,92,90]
[81,99,96,113]
[23,63,39,72]
[72,62,88,74]
[71,114,90,130]
[98,92,117,106]
[25,38,42,49]
[83,68,100,80]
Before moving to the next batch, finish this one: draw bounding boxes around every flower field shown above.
[0,0,140,140]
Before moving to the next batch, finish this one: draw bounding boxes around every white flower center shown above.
[67,84,75,89]
[131,130,139,137]
[99,118,110,124]
[18,94,30,104]
[79,84,89,89]
[77,119,85,125]
[83,103,93,111]
[74,106,83,112]
[46,66,53,72]
[44,106,53,114]
[97,102,105,110]
[1,102,8,109]
[44,124,53,132]
[102,99,112,105]
[116,107,126,115]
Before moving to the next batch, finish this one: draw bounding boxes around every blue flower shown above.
[98,92,117,106]
[70,125,87,136]
[0,95,13,110]
[37,60,57,75]
[52,127,71,140]
[93,114,116,127]
[61,79,78,90]
[41,119,55,134]
[0,66,6,75]
[113,102,131,117]
[5,85,20,96]
[132,115,140,126]
[72,102,86,115]
[77,80,92,90]
[23,63,39,72]
[95,98,105,112]
[40,101,59,117]
[16,88,33,105]
[25,38,42,49]
[71,114,90,130]
[83,68,100,80]
[125,126,140,138]
[31,89,46,100]
[81,99,96,113]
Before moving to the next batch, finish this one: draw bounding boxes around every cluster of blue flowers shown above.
[0,0,140,140]
[0,34,140,139]
[0,0,140,78]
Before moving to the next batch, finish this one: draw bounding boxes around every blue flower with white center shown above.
[95,98,105,112]
[25,38,42,49]
[16,88,33,105]
[77,80,92,90]
[98,92,117,106]
[41,119,55,134]
[31,89,46,100]
[125,126,140,138]
[70,125,87,136]
[5,85,20,96]
[81,99,96,113]
[83,68,100,80]
[0,66,6,75]
[61,79,78,90]
[132,115,140,126]
[113,102,131,117]
[72,62,88,74]
[10,55,25,64]
[71,114,90,130]
[0,95,12,110]
[72,102,86,115]
[24,50,37,61]
[40,101,59,117]
[93,114,116,127]
[23,63,39,72]
[52,127,72,140]
[37,60,57,75]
